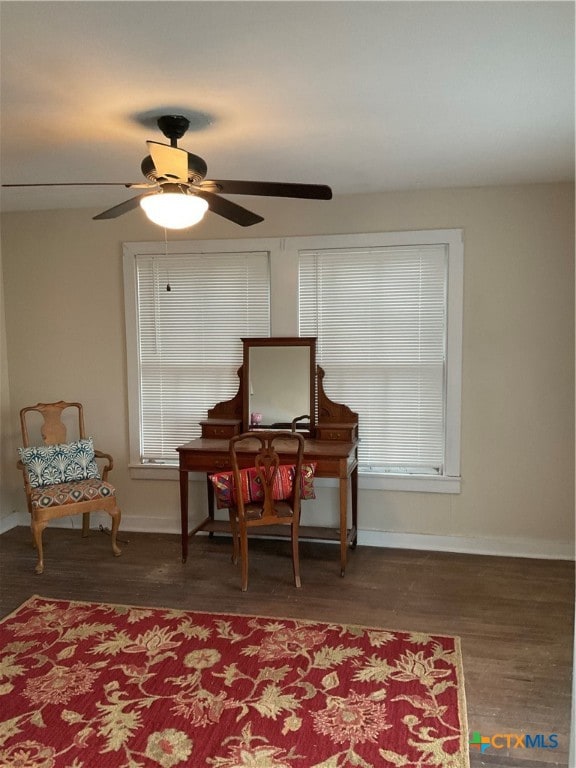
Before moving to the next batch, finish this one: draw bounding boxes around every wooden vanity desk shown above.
[177,339,359,576]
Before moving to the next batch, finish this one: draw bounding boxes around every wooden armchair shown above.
[226,431,306,592]
[17,401,122,574]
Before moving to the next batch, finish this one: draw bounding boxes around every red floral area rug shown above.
[0,596,469,768]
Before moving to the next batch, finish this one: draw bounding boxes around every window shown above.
[124,230,462,491]
[123,240,272,464]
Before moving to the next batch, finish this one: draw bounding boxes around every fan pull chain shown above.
[164,228,171,291]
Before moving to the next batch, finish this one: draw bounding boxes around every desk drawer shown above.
[200,419,241,439]
[180,453,230,473]
[180,453,258,474]
[316,423,358,442]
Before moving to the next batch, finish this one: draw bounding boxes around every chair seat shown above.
[239,500,295,521]
[30,478,116,510]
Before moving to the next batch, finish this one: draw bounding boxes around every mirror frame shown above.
[242,337,317,433]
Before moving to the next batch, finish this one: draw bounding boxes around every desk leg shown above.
[339,476,348,577]
[206,474,215,537]
[180,469,189,563]
[351,465,358,549]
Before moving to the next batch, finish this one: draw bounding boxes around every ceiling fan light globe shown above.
[140,193,208,229]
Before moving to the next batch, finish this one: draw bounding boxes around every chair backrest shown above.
[229,431,305,521]
[20,401,86,448]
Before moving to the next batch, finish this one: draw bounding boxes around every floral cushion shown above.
[18,438,101,488]
[210,463,316,510]
[30,478,115,511]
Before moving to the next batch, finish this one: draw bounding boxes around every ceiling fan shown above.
[2,115,333,227]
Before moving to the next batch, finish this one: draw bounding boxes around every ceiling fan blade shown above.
[194,190,264,227]
[147,141,189,183]
[93,192,152,220]
[202,180,333,200]
[2,182,138,187]
[126,182,159,190]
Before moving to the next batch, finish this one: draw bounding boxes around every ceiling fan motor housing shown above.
[157,115,190,142]
[141,152,208,185]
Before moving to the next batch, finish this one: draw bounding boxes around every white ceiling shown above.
[0,1,574,216]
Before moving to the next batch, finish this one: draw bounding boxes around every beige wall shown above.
[0,243,19,525]
[1,182,574,557]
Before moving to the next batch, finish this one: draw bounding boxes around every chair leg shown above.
[108,507,122,558]
[291,520,302,589]
[31,519,48,574]
[81,512,90,538]
[228,509,239,565]
[239,524,249,592]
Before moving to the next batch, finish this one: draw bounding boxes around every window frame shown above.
[288,229,463,493]
[123,229,463,492]
[123,238,277,472]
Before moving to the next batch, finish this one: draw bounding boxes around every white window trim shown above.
[124,229,463,493]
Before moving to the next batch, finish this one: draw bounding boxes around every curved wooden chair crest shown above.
[227,430,305,592]
[17,401,122,574]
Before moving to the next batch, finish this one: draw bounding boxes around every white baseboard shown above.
[0,511,114,534]
[2,511,573,561]
[357,529,574,561]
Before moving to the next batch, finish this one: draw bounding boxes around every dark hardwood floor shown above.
[0,525,573,767]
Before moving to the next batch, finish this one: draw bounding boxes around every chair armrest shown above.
[17,459,33,496]
[94,449,114,480]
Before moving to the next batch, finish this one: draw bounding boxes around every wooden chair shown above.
[228,431,305,592]
[17,401,122,574]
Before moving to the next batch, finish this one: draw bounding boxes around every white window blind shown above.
[135,251,270,461]
[299,245,448,475]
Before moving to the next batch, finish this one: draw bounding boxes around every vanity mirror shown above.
[242,337,316,433]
